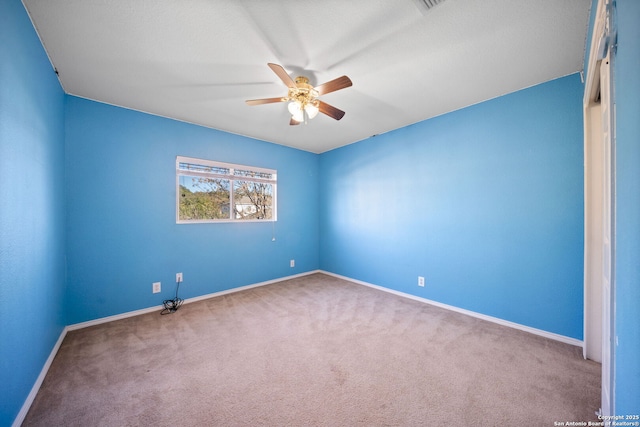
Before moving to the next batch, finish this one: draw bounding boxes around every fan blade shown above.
[318,101,346,121]
[290,118,301,126]
[268,63,296,89]
[245,97,285,106]
[314,76,352,96]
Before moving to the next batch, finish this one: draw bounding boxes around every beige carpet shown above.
[23,273,600,426]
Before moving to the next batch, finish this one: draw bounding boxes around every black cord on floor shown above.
[161,281,184,315]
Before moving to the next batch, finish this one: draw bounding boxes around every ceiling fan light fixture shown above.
[305,102,319,119]
[246,63,351,125]
[293,111,305,122]
[288,101,304,122]
[288,101,301,116]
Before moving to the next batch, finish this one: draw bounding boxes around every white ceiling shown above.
[23,0,591,154]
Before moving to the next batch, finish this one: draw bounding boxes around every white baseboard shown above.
[67,270,320,331]
[321,270,584,348]
[13,326,68,427]
[179,270,322,306]
[67,270,321,330]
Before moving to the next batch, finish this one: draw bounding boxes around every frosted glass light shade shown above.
[305,103,319,119]
[292,110,304,122]
[287,101,300,115]
[288,102,304,122]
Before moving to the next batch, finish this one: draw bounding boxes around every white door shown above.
[599,47,613,417]
[583,0,615,416]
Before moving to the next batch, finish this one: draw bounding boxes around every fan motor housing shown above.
[289,76,318,104]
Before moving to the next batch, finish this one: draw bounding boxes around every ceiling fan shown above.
[246,63,352,126]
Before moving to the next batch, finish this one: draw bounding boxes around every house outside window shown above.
[176,156,276,223]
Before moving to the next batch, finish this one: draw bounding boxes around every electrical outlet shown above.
[290,259,295,268]
[176,272,183,283]
[418,276,425,287]
[153,282,161,293]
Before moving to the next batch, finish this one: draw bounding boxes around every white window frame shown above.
[176,156,277,223]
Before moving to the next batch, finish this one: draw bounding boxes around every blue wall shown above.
[0,0,67,424]
[611,0,640,414]
[64,97,319,324]
[320,74,585,339]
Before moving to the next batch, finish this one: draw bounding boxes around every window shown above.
[176,156,276,223]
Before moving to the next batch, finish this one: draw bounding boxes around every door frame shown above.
[583,0,616,417]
